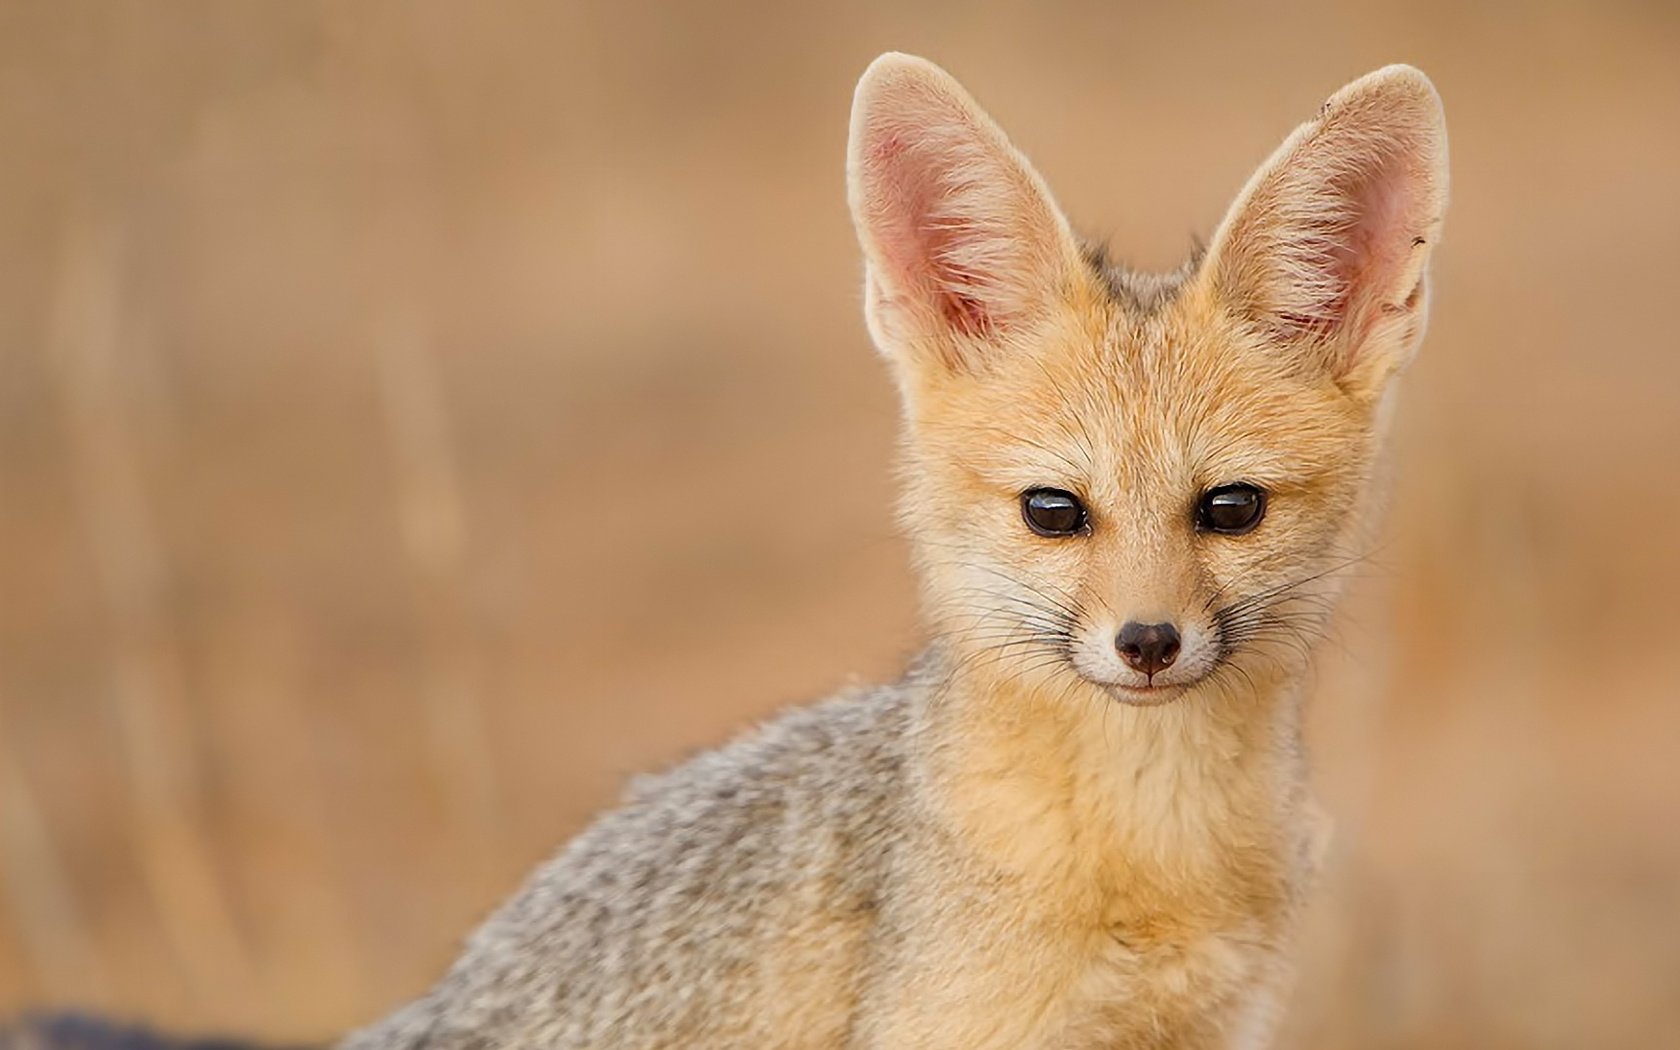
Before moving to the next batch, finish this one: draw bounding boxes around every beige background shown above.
[2,2,1677,1047]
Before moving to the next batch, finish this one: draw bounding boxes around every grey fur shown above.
[1080,239,1202,315]
[342,661,934,1050]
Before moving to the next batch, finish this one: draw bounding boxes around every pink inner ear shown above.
[865,127,1002,339]
[1267,145,1425,347]
[1347,156,1419,297]
[1324,153,1422,340]
[939,290,993,338]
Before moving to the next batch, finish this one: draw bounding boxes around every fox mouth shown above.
[1099,680,1192,706]
[1095,675,1202,708]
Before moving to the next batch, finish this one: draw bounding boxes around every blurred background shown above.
[2,1,1677,1047]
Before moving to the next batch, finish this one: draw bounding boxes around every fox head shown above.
[847,54,1447,706]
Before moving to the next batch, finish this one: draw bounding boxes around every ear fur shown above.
[846,53,1084,375]
[1200,65,1449,400]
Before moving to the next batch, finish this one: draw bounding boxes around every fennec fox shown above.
[345,54,1448,1050]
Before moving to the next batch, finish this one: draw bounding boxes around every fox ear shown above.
[1201,65,1449,401]
[847,53,1083,375]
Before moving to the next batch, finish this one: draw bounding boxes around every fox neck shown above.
[916,644,1311,907]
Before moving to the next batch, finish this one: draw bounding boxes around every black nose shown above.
[1116,621,1181,678]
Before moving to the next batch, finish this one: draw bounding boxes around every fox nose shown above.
[1116,621,1181,678]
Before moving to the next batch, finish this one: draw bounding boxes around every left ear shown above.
[1199,65,1449,401]
[846,53,1086,379]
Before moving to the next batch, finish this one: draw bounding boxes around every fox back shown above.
[338,53,1447,1050]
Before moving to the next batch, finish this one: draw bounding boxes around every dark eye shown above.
[1021,488,1089,537]
[1196,483,1267,535]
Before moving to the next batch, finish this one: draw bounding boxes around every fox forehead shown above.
[918,259,1369,508]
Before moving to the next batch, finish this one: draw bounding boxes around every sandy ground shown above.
[1,3,1677,1046]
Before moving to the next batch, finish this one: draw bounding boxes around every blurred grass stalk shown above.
[374,303,502,898]
[0,700,106,1003]
[45,204,254,1021]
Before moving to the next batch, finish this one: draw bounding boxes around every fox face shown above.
[847,56,1447,706]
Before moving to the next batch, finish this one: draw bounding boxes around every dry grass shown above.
[1,2,1677,1046]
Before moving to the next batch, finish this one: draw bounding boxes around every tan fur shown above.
[341,54,1446,1050]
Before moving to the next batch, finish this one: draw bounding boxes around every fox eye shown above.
[1196,483,1267,535]
[1021,488,1089,537]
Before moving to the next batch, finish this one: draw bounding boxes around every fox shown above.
[7,52,1448,1050]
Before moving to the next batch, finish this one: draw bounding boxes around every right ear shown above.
[1197,65,1449,401]
[846,53,1085,376]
